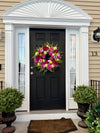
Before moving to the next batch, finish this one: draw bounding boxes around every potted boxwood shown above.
[0,87,24,133]
[72,85,97,128]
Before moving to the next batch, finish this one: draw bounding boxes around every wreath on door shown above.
[33,42,62,73]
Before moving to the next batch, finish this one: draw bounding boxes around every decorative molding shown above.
[1,0,92,23]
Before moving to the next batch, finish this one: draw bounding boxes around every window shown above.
[18,33,25,95]
[70,34,76,97]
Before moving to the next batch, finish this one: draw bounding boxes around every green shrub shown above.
[72,85,97,104]
[85,103,100,133]
[0,87,24,113]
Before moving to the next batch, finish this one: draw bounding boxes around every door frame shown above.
[2,0,91,112]
[12,24,89,111]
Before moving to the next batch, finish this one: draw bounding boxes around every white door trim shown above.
[67,29,79,109]
[5,25,89,111]
[15,28,30,111]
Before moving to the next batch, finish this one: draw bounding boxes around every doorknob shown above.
[30,72,34,75]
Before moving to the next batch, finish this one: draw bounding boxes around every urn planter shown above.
[0,88,24,133]
[2,112,16,133]
[72,85,97,128]
[77,103,90,128]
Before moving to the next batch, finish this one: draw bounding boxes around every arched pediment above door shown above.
[1,0,92,23]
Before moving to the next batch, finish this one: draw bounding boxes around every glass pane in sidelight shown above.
[18,33,25,95]
[70,34,76,97]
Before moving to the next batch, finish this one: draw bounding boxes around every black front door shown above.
[30,29,65,110]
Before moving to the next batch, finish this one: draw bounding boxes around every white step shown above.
[16,110,79,121]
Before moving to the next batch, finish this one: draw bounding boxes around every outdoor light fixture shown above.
[93,27,100,42]
[0,29,1,40]
[0,64,1,70]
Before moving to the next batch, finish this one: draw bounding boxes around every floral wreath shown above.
[33,42,62,73]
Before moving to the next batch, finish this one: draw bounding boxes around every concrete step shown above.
[16,110,79,121]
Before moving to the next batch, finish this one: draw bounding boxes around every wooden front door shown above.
[30,29,65,110]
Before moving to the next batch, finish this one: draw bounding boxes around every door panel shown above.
[30,29,65,110]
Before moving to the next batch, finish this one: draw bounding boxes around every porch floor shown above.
[0,119,88,133]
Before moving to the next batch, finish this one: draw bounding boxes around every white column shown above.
[79,27,89,85]
[5,24,14,88]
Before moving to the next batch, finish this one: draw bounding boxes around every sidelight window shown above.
[18,33,25,95]
[70,34,76,97]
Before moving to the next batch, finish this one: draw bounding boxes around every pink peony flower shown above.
[47,64,52,70]
[50,46,54,50]
[42,54,45,58]
[48,60,51,62]
[43,45,49,51]
[52,60,58,67]
[40,63,45,68]
[57,53,60,56]
[57,53,61,59]
[36,56,42,61]
[54,55,57,59]
[50,56,54,60]
[38,48,43,53]
[57,55,61,59]
[34,58,37,63]
[55,49,59,53]
[44,60,48,64]
[48,50,53,56]
[39,59,42,63]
